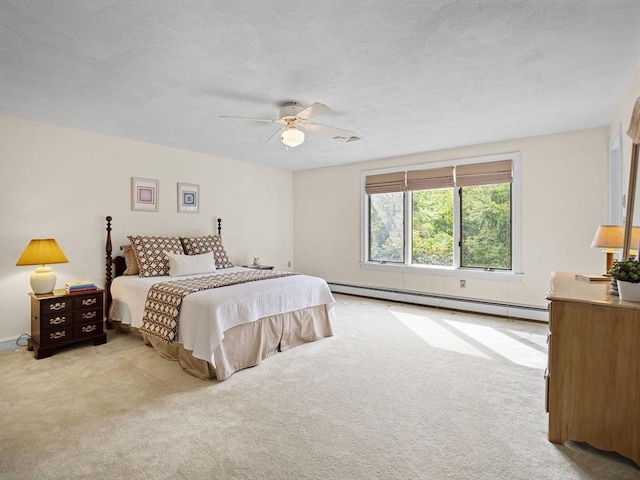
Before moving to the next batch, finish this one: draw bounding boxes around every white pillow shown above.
[166,251,216,277]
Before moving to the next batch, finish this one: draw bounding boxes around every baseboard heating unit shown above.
[328,283,549,322]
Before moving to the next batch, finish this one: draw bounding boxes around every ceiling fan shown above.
[220,102,362,149]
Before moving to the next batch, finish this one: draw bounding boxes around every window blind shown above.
[365,172,406,194]
[455,160,512,187]
[406,166,454,190]
[366,160,512,194]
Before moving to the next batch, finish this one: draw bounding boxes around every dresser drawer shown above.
[73,293,103,310]
[73,307,102,324]
[73,321,103,339]
[40,297,72,314]
[40,312,72,329]
[41,326,73,346]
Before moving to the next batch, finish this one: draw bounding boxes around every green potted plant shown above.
[609,259,640,302]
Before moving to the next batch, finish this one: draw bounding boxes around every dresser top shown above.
[29,288,104,300]
[547,271,640,310]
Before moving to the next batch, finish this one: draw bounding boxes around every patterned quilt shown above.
[140,270,299,343]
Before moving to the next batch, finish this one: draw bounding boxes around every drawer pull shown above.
[49,316,66,325]
[82,311,97,320]
[49,331,66,340]
[82,298,97,306]
[82,324,97,333]
[49,302,66,311]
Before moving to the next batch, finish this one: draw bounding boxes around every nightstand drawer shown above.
[40,297,72,314]
[73,293,103,310]
[73,308,102,323]
[41,312,72,328]
[73,321,103,338]
[41,326,73,346]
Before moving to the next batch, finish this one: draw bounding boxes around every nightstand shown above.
[27,288,107,359]
[242,265,275,270]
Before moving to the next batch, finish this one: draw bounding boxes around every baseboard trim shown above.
[328,282,549,322]
[0,336,23,353]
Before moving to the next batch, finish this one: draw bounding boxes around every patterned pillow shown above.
[127,236,185,277]
[180,235,234,269]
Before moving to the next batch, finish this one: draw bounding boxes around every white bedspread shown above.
[109,267,336,365]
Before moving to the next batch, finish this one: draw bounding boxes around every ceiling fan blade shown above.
[219,115,280,123]
[297,102,331,120]
[304,122,356,137]
[265,126,285,144]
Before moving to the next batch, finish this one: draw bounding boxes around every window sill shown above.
[360,262,523,282]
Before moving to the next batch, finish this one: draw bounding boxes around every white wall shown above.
[0,116,294,340]
[293,126,610,310]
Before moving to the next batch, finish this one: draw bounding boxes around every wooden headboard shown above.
[104,215,222,327]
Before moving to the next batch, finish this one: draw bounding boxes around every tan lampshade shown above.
[591,225,640,275]
[590,225,640,249]
[591,225,624,249]
[16,239,68,266]
[16,239,69,294]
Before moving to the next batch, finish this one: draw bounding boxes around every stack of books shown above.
[574,273,611,283]
[65,281,97,293]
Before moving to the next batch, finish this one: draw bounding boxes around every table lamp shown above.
[16,239,69,294]
[591,225,623,274]
[591,225,640,274]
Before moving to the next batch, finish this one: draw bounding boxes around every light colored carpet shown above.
[0,294,638,480]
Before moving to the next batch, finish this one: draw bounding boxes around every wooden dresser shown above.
[546,272,640,467]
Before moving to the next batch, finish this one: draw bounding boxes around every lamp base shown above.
[30,266,56,294]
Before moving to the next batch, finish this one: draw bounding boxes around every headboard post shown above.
[217,218,222,235]
[105,216,113,329]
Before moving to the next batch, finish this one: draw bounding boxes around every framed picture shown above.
[131,177,159,212]
[177,182,199,213]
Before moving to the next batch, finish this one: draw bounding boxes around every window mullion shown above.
[365,193,371,263]
[453,187,461,268]
[405,191,411,265]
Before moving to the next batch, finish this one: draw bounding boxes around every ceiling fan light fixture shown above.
[281,126,305,148]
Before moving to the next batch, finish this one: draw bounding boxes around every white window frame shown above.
[361,152,522,280]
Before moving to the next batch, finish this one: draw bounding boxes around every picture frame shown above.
[131,177,159,212]
[177,182,200,214]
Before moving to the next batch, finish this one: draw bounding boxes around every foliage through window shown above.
[411,188,453,266]
[365,156,516,271]
[369,192,404,262]
[460,183,511,269]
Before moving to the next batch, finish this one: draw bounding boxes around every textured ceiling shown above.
[1,1,639,171]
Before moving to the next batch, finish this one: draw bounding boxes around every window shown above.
[369,191,404,262]
[411,188,453,266]
[363,154,519,273]
[459,183,512,269]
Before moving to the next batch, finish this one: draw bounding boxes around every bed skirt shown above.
[113,304,333,381]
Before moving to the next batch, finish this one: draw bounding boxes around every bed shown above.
[104,216,335,380]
